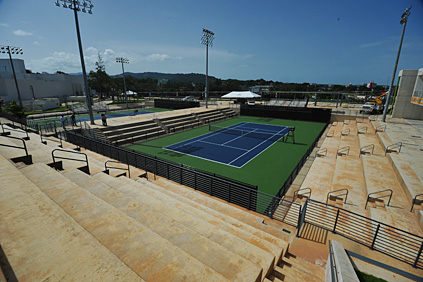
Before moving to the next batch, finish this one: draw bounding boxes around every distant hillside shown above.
[116,72,216,84]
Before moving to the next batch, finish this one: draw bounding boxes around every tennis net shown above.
[209,124,288,142]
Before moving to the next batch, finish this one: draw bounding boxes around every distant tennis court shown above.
[164,122,290,168]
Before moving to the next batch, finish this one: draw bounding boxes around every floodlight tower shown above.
[201,28,214,108]
[54,0,95,125]
[1,45,23,107]
[382,6,412,122]
[116,57,129,109]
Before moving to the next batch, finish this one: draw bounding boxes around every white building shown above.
[0,59,85,104]
[392,68,423,120]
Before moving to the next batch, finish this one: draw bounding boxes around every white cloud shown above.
[34,41,40,46]
[28,47,118,73]
[13,29,33,36]
[146,53,182,62]
[0,23,8,27]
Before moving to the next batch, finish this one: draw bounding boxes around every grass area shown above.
[25,106,69,115]
[356,271,388,282]
[125,116,326,196]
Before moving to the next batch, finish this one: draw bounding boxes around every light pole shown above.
[1,45,23,107]
[382,6,412,122]
[201,28,214,108]
[54,0,95,125]
[116,57,129,109]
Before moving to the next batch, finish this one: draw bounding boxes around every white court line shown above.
[222,129,258,145]
[164,147,242,168]
[165,122,247,150]
[228,127,288,166]
[198,140,249,151]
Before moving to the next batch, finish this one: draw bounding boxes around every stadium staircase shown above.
[0,122,321,282]
[94,119,166,146]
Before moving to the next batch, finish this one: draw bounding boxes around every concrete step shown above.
[152,177,292,243]
[20,163,234,282]
[331,158,368,216]
[92,172,280,276]
[147,177,290,248]
[299,157,336,203]
[62,168,265,281]
[0,156,143,282]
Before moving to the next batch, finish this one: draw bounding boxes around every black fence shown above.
[154,99,200,109]
[240,104,332,123]
[64,131,301,226]
[0,111,27,126]
[276,122,329,198]
[298,199,423,269]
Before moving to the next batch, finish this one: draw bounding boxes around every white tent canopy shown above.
[124,90,137,95]
[221,91,261,99]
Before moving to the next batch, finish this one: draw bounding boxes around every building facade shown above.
[0,59,85,103]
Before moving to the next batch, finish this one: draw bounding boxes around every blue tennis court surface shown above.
[164,122,289,168]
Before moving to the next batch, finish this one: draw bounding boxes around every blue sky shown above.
[1,0,422,85]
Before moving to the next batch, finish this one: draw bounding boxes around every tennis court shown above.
[164,122,290,168]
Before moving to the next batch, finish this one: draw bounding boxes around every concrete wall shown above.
[392,70,423,120]
[0,59,84,104]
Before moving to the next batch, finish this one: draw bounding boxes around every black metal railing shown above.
[50,148,90,175]
[364,189,393,209]
[337,146,350,158]
[0,135,32,164]
[315,147,327,157]
[105,160,130,178]
[1,122,30,140]
[375,124,386,133]
[358,126,368,134]
[64,130,302,226]
[293,187,311,201]
[276,122,329,199]
[411,193,423,212]
[385,142,403,156]
[341,128,350,136]
[359,144,375,157]
[298,198,423,269]
[326,189,349,205]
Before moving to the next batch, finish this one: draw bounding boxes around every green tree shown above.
[5,100,26,119]
[88,52,112,99]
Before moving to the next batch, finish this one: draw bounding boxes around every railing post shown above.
[370,223,380,250]
[333,209,340,233]
[296,199,308,237]
[413,240,423,268]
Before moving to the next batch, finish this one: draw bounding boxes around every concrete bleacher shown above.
[158,113,200,133]
[96,119,166,145]
[0,122,304,282]
[195,108,227,123]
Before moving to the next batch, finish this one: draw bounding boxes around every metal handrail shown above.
[411,193,423,212]
[327,130,334,137]
[105,160,130,178]
[341,128,350,136]
[385,142,403,155]
[293,187,311,201]
[51,148,89,172]
[1,123,30,140]
[358,126,368,134]
[365,189,393,209]
[343,120,350,125]
[300,199,423,269]
[326,189,349,205]
[359,144,374,157]
[375,124,386,133]
[0,135,29,156]
[336,146,350,158]
[315,147,327,157]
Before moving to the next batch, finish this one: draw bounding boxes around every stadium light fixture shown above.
[201,28,214,108]
[116,57,129,109]
[382,6,411,122]
[54,0,95,125]
[0,45,24,107]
